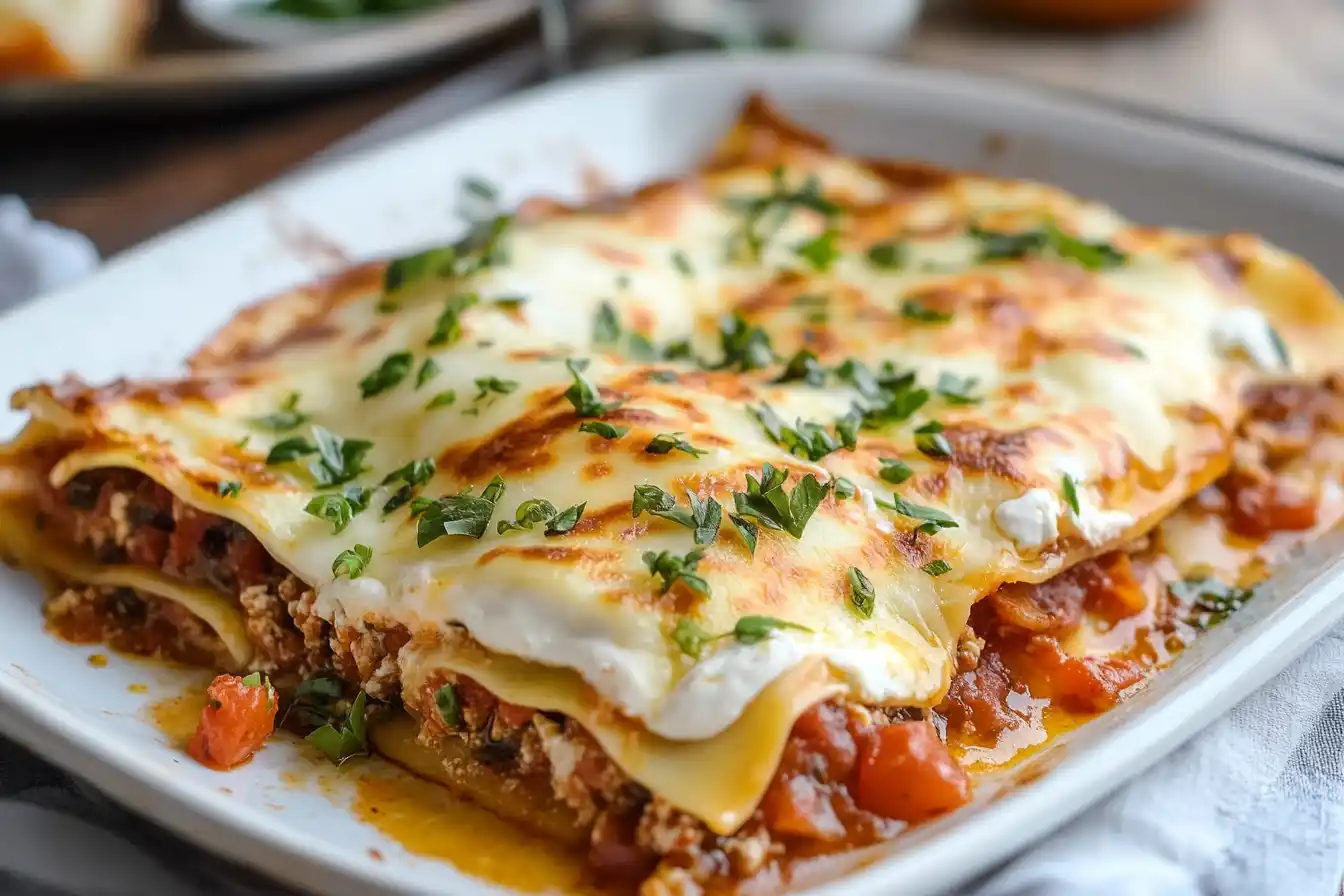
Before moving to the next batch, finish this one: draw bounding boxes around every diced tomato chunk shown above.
[854,720,972,823]
[187,674,278,770]
[939,648,1025,740]
[1022,637,1144,713]
[1222,475,1318,539]
[790,702,858,780]
[495,701,537,728]
[761,773,846,840]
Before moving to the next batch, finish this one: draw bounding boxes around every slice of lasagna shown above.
[3,97,1343,894]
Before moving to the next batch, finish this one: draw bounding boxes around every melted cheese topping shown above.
[6,96,1344,829]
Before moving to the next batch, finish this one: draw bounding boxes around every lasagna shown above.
[3,96,1344,894]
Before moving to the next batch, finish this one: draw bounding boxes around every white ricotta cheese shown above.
[993,488,1061,550]
[1210,307,1288,371]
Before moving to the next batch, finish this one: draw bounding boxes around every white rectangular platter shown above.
[2,53,1344,896]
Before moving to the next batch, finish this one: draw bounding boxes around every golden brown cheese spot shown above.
[476,545,620,570]
[570,501,649,541]
[582,461,612,481]
[733,273,813,318]
[40,376,262,416]
[942,425,1063,485]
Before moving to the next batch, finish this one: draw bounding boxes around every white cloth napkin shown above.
[1,196,1341,895]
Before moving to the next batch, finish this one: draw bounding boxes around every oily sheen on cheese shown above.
[6,97,1344,832]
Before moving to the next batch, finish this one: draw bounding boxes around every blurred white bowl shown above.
[764,0,925,53]
[181,0,463,47]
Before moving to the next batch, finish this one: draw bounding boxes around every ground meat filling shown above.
[46,583,232,669]
[36,468,314,675]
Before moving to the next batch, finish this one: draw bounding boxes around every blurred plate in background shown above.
[0,0,535,116]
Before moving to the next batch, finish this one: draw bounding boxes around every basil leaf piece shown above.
[714,314,775,372]
[732,614,812,645]
[686,490,722,546]
[969,224,1049,262]
[774,349,827,387]
[593,302,622,345]
[1171,577,1256,630]
[936,371,981,405]
[671,249,694,277]
[643,549,710,597]
[249,391,309,432]
[922,559,953,577]
[1061,473,1082,516]
[914,421,953,459]
[833,477,857,500]
[645,432,708,458]
[415,358,441,390]
[305,494,356,534]
[563,358,621,418]
[672,618,712,659]
[434,683,460,727]
[305,691,368,765]
[878,494,959,536]
[879,457,914,484]
[382,247,457,303]
[544,502,586,536]
[266,436,317,465]
[578,421,628,440]
[848,567,875,618]
[217,480,242,498]
[497,498,558,534]
[724,168,840,263]
[1045,222,1126,270]
[729,513,758,556]
[749,403,852,463]
[332,544,372,579]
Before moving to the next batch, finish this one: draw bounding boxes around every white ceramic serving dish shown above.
[2,53,1344,896]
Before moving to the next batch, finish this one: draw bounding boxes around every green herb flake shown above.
[732,614,812,645]
[774,349,827,387]
[545,502,586,537]
[878,494,959,536]
[331,544,373,579]
[731,463,831,540]
[879,457,914,484]
[793,228,841,272]
[833,477,857,500]
[671,249,695,278]
[914,421,953,459]
[497,498,558,535]
[1061,473,1082,517]
[579,420,628,440]
[305,690,368,765]
[644,432,708,458]
[415,358,441,390]
[217,480,242,498]
[425,390,457,410]
[936,371,981,405]
[901,298,954,324]
[265,435,317,466]
[724,168,840,264]
[921,559,953,577]
[305,493,358,534]
[867,241,906,270]
[416,477,505,545]
[359,351,414,400]
[1171,577,1255,630]
[714,314,775,372]
[672,618,712,659]
[643,549,710,597]
[382,246,457,302]
[427,293,479,348]
[309,425,373,487]
[848,567,875,619]
[593,301,622,345]
[729,513,758,556]
[249,391,308,432]
[434,683,460,727]
[563,358,621,418]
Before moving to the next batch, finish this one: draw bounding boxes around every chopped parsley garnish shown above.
[901,298,953,324]
[1172,578,1255,630]
[774,348,826,386]
[359,351,414,399]
[1046,223,1127,270]
[1061,473,1082,516]
[545,503,586,536]
[286,675,343,729]
[643,548,710,597]
[427,293,479,348]
[879,458,914,484]
[380,458,436,514]
[382,247,457,304]
[936,372,981,405]
[631,485,721,546]
[306,690,368,765]
[425,390,456,410]
[415,358,440,390]
[729,514,758,556]
[671,249,694,277]
[645,432,708,458]
[969,221,1126,270]
[867,242,906,270]
[305,493,362,534]
[732,615,812,645]
[838,360,931,430]
[914,421,953,458]
[714,314,776,372]
[1121,341,1148,360]
[833,477,857,499]
[563,358,621,418]
[497,498,557,534]
[732,463,830,540]
[217,480,242,498]
[750,404,854,462]
[416,476,505,545]
[265,435,316,465]
[342,484,370,513]
[848,567,875,619]
[240,671,265,688]
[969,224,1048,262]
[311,425,373,487]
[878,494,958,535]
[474,376,518,401]
[332,544,372,579]
[434,683,460,727]
[672,618,712,660]
[579,420,628,439]
[1270,326,1291,369]
[456,176,498,223]
[922,559,953,577]
[724,168,840,264]
[593,302,622,345]
[793,228,841,272]
[249,391,308,432]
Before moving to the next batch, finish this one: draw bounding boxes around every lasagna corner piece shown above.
[4,96,1344,893]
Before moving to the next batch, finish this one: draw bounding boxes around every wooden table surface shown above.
[4,0,1342,259]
